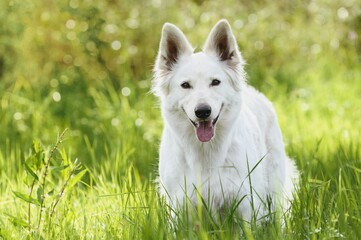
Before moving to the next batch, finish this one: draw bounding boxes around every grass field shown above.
[1,0,361,239]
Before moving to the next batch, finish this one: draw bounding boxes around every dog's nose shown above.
[195,104,211,119]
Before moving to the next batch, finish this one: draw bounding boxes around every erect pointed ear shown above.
[203,19,242,64]
[155,23,193,72]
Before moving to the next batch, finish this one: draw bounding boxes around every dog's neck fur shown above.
[164,105,245,170]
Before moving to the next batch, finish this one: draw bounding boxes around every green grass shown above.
[1,0,361,239]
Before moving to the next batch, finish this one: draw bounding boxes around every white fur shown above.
[152,19,298,222]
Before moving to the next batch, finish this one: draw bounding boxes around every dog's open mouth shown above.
[190,114,219,142]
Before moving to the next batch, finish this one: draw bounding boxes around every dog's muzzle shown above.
[194,103,212,119]
[186,103,221,142]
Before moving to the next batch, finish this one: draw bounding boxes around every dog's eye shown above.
[211,79,221,86]
[181,82,191,89]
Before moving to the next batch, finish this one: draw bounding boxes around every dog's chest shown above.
[179,141,266,201]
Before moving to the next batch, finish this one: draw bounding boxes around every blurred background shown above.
[0,0,360,180]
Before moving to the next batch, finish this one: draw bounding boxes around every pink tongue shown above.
[196,121,214,142]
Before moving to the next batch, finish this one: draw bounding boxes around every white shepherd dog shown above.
[152,19,298,223]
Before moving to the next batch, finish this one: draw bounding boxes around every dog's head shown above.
[153,20,246,142]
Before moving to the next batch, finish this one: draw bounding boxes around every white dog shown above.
[152,19,298,223]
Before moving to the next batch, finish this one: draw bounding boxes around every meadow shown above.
[0,0,360,239]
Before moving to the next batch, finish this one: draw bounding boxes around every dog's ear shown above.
[203,19,243,65]
[203,20,246,91]
[153,23,193,97]
[155,23,193,72]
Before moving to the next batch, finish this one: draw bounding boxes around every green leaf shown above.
[50,164,69,172]
[24,174,36,187]
[35,152,45,168]
[47,189,55,196]
[37,187,44,204]
[24,162,39,181]
[5,213,28,227]
[67,169,87,190]
[32,140,43,153]
[25,154,37,169]
[13,191,40,206]
[26,142,44,170]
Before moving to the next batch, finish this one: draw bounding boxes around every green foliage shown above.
[0,0,360,239]
[7,129,87,238]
